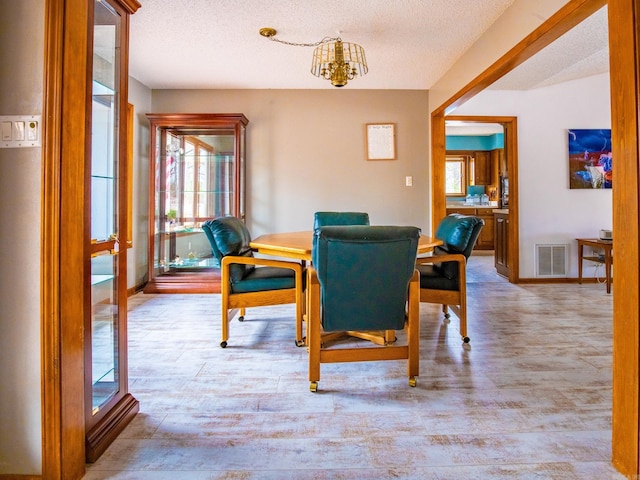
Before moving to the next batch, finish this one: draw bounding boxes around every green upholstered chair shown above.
[307,225,421,392]
[417,214,484,343]
[313,211,370,229]
[202,217,304,348]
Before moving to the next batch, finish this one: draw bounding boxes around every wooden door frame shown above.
[608,0,640,473]
[41,0,140,477]
[42,0,90,478]
[437,115,519,283]
[431,0,639,475]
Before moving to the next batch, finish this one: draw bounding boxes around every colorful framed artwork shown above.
[568,129,612,189]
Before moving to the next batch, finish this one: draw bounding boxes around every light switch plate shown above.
[1,122,11,141]
[0,115,42,148]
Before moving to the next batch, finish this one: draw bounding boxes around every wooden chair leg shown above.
[295,268,305,347]
[220,299,230,348]
[407,272,420,385]
[307,275,321,392]
[459,298,469,343]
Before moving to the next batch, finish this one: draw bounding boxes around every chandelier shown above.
[259,28,368,87]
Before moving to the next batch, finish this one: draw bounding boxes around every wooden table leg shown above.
[605,246,612,294]
[578,242,584,284]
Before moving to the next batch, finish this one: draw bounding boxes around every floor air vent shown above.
[535,244,567,277]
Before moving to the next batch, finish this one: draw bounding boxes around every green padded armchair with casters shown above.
[202,216,304,348]
[416,214,484,343]
[306,225,421,392]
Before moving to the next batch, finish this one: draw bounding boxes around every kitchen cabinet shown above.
[495,211,510,277]
[445,207,495,250]
[493,148,506,177]
[473,151,492,185]
[446,207,477,215]
[476,208,495,250]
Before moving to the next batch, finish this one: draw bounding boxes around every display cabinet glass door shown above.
[145,114,248,293]
[85,0,139,462]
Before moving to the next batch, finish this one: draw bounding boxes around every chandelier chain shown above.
[267,36,340,48]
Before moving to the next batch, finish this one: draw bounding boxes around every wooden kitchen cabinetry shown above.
[494,211,510,277]
[445,207,495,250]
[476,207,495,250]
[473,151,492,185]
[493,148,506,177]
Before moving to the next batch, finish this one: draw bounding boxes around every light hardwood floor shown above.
[84,254,624,479]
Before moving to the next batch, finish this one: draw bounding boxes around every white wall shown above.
[0,0,44,475]
[128,77,152,289]
[453,73,612,278]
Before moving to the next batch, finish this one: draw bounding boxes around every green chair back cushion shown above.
[202,217,255,282]
[313,225,420,332]
[313,211,370,229]
[431,214,484,280]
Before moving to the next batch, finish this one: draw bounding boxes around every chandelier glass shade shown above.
[311,39,368,87]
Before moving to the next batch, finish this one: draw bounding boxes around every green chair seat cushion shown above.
[417,263,459,291]
[231,266,296,293]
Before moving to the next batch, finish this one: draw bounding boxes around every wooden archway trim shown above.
[608,0,640,474]
[431,0,640,475]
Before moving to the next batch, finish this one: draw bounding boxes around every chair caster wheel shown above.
[310,382,318,392]
[409,377,417,387]
[295,339,305,347]
[238,316,244,322]
[462,336,470,343]
[220,341,227,348]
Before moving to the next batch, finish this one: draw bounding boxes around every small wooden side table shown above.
[577,238,613,293]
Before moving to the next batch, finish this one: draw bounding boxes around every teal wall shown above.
[446,133,504,150]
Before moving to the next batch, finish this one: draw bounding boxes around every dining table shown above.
[250,230,443,261]
[249,229,442,346]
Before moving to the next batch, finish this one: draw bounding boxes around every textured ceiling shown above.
[489,6,609,90]
[129,0,517,90]
[129,1,609,92]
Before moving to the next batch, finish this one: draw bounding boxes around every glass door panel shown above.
[89,0,122,418]
[84,0,139,463]
[90,253,118,412]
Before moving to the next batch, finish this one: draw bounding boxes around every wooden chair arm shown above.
[416,253,466,265]
[221,255,303,273]
[307,266,318,284]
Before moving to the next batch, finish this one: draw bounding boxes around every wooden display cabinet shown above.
[144,113,248,293]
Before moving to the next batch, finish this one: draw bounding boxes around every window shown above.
[164,134,218,226]
[445,155,468,196]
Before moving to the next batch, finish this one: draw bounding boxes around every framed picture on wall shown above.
[366,123,396,160]
[568,129,612,189]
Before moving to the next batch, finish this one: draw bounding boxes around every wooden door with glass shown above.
[144,113,248,293]
[85,0,139,462]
